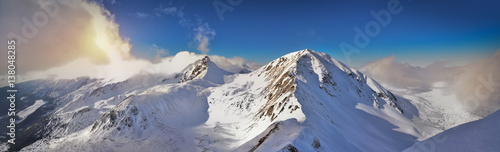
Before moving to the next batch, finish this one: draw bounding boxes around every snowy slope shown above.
[200,49,420,151]
[19,56,231,151]
[24,81,214,152]
[383,83,483,140]
[5,49,497,152]
[16,100,46,122]
[404,109,500,152]
[0,77,103,151]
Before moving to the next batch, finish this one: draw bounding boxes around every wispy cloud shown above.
[194,21,216,54]
[133,12,149,18]
[91,0,119,5]
[155,4,190,26]
[296,29,325,41]
[151,44,169,63]
[154,3,216,54]
[155,5,181,16]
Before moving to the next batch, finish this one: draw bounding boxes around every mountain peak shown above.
[201,55,210,63]
[286,48,316,58]
[256,49,404,116]
[276,49,331,66]
[259,49,335,79]
[179,56,230,84]
[299,48,314,53]
[206,49,411,151]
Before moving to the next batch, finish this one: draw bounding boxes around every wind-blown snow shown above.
[17,100,46,121]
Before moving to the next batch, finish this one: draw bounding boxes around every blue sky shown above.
[99,0,500,66]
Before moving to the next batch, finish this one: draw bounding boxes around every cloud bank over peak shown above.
[154,51,260,74]
[0,0,132,75]
[360,55,460,93]
[361,50,500,115]
[0,0,257,86]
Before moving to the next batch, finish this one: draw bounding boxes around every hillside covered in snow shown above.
[404,110,500,152]
[1,49,498,152]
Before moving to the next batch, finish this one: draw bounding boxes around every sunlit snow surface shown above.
[404,110,500,152]
[17,100,46,122]
[5,49,497,152]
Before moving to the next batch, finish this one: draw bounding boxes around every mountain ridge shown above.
[0,49,494,152]
[203,49,417,151]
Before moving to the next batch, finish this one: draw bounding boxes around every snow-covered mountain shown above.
[179,56,232,84]
[1,49,498,152]
[1,56,224,151]
[201,49,420,151]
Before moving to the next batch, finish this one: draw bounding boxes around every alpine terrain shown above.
[0,49,498,152]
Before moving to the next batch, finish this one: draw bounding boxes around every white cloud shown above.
[155,51,260,74]
[0,50,260,87]
[125,51,260,77]
[360,50,500,115]
[208,55,261,73]
[0,0,131,75]
[0,0,257,87]
[360,55,459,93]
